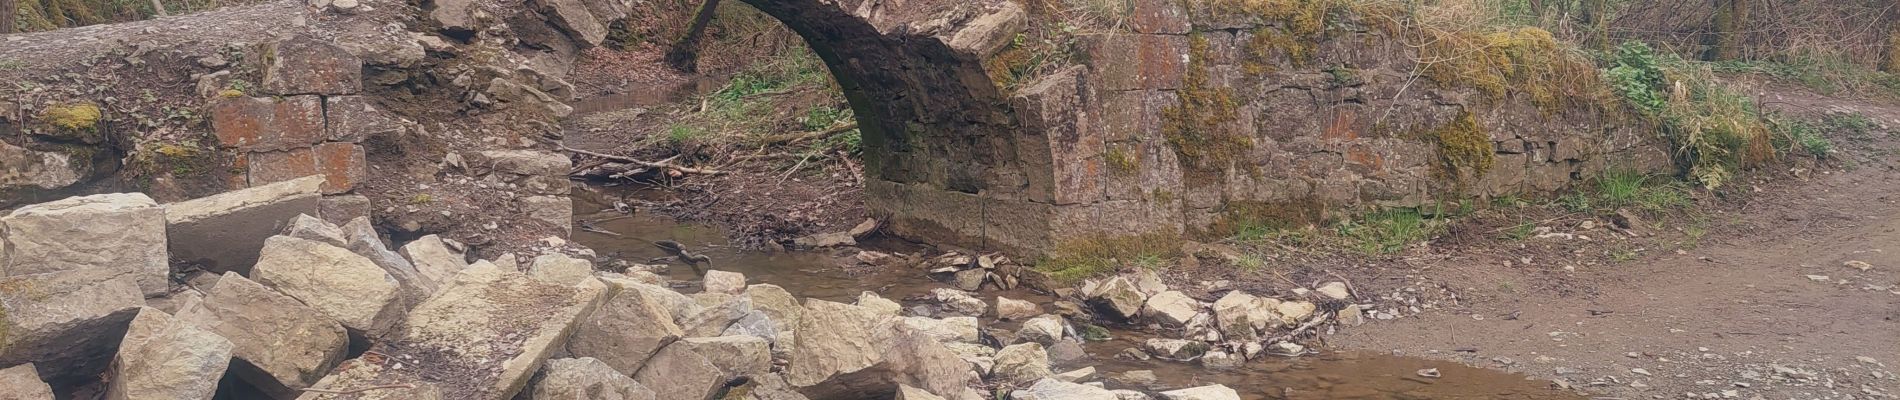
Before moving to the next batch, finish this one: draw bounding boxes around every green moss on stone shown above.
[1426,111,1495,187]
[1163,34,1250,183]
[41,102,101,131]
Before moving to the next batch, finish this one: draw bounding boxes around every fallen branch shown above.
[300,384,418,395]
[560,146,727,175]
[758,123,858,146]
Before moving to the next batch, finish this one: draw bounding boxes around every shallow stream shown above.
[571,185,1582,399]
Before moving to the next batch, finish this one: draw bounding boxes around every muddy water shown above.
[571,185,1583,399]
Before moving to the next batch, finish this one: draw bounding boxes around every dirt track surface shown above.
[1333,87,1900,399]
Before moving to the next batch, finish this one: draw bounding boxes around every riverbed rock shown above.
[745,284,801,329]
[1199,350,1241,370]
[0,268,144,386]
[529,253,595,286]
[1011,378,1116,400]
[792,231,856,248]
[252,235,402,335]
[995,296,1041,321]
[1087,277,1146,321]
[856,291,903,316]
[527,357,656,400]
[1142,290,1201,327]
[991,343,1052,384]
[902,316,980,344]
[177,273,346,398]
[1276,300,1317,325]
[787,299,976,399]
[952,268,987,291]
[1143,338,1208,361]
[1015,314,1066,345]
[1111,389,1153,400]
[165,175,323,275]
[704,270,747,295]
[400,234,469,285]
[0,193,170,297]
[569,278,686,374]
[1051,366,1095,382]
[1047,341,1087,363]
[0,364,52,400]
[302,262,605,399]
[106,308,233,400]
[1211,291,1277,341]
[930,288,987,317]
[1159,384,1240,400]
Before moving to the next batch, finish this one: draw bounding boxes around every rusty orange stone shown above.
[315,142,366,194]
[210,96,324,151]
[247,148,318,187]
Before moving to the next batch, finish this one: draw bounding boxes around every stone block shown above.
[947,2,1026,56]
[0,142,85,196]
[211,96,325,151]
[248,148,318,187]
[0,363,52,400]
[1130,0,1189,34]
[533,0,607,47]
[106,308,234,400]
[314,142,366,194]
[251,235,402,335]
[323,96,401,143]
[521,195,572,234]
[165,175,323,275]
[526,358,656,400]
[261,35,363,96]
[317,194,371,226]
[1,193,170,297]
[177,273,347,398]
[630,342,724,400]
[298,262,604,399]
[1082,34,1188,91]
[0,269,144,386]
[786,299,977,399]
[1012,67,1102,206]
[399,235,468,289]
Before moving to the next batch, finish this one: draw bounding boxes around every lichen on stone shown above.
[1163,34,1250,182]
[1425,111,1495,188]
[1106,147,1138,175]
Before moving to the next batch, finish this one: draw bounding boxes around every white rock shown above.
[1011,377,1116,400]
[1143,339,1207,361]
[1015,314,1067,345]
[702,270,746,295]
[995,296,1041,321]
[400,234,468,286]
[178,273,345,398]
[856,291,903,316]
[251,235,401,334]
[1275,301,1316,325]
[1315,282,1351,300]
[992,342,1053,384]
[0,363,52,400]
[1,193,169,296]
[569,278,687,374]
[528,252,595,286]
[0,268,145,384]
[528,357,656,400]
[903,316,981,344]
[1159,384,1240,400]
[930,288,987,317]
[1142,291,1200,327]
[1087,277,1146,321]
[106,308,234,400]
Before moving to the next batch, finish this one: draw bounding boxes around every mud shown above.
[571,184,1584,399]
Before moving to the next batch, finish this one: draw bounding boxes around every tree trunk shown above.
[664,0,721,73]
[149,0,166,16]
[1,0,17,34]
[1708,0,1750,61]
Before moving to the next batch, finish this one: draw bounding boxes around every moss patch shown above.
[41,102,102,131]
[1036,233,1181,282]
[1243,27,1312,75]
[1425,111,1495,188]
[1199,199,1328,240]
[1106,147,1138,175]
[1163,34,1251,183]
[1417,27,1609,112]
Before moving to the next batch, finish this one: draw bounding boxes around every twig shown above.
[777,152,814,185]
[300,384,417,395]
[758,123,858,146]
[837,149,862,185]
[560,146,727,175]
[1324,269,1369,303]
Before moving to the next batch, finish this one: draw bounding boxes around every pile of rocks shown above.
[922,251,1031,292]
[1065,270,1366,368]
[0,181,1250,399]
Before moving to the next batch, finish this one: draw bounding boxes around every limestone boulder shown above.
[991,343,1052,385]
[467,150,571,195]
[430,0,479,34]
[106,308,234,400]
[901,316,980,344]
[1010,378,1115,400]
[0,193,169,296]
[1276,300,1317,325]
[177,273,347,398]
[0,269,143,385]
[744,284,801,329]
[898,384,949,400]
[1143,338,1208,361]
[1211,291,1278,341]
[567,278,685,374]
[681,295,753,337]
[1159,384,1239,400]
[631,343,724,400]
[294,358,444,400]
[282,214,347,246]
[1014,314,1066,345]
[676,336,772,378]
[340,217,436,301]
[400,234,468,286]
[1142,291,1201,327]
[528,358,656,400]
[722,310,780,341]
[529,253,595,286]
[299,262,605,399]
[994,296,1040,321]
[164,175,323,275]
[703,269,746,295]
[1087,277,1146,321]
[946,1,1026,56]
[0,364,52,400]
[251,235,402,334]
[929,288,986,317]
[787,300,976,399]
[1315,282,1351,300]
[533,0,607,47]
[856,291,902,316]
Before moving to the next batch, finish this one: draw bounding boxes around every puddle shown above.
[571,185,1584,399]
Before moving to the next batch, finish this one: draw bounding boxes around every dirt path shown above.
[1334,89,1900,399]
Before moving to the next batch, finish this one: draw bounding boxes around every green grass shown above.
[1335,208,1443,254]
[1563,169,1691,213]
[1713,55,1900,98]
[1233,254,1267,271]
[1501,221,1537,241]
[1035,233,1180,282]
[666,124,701,145]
